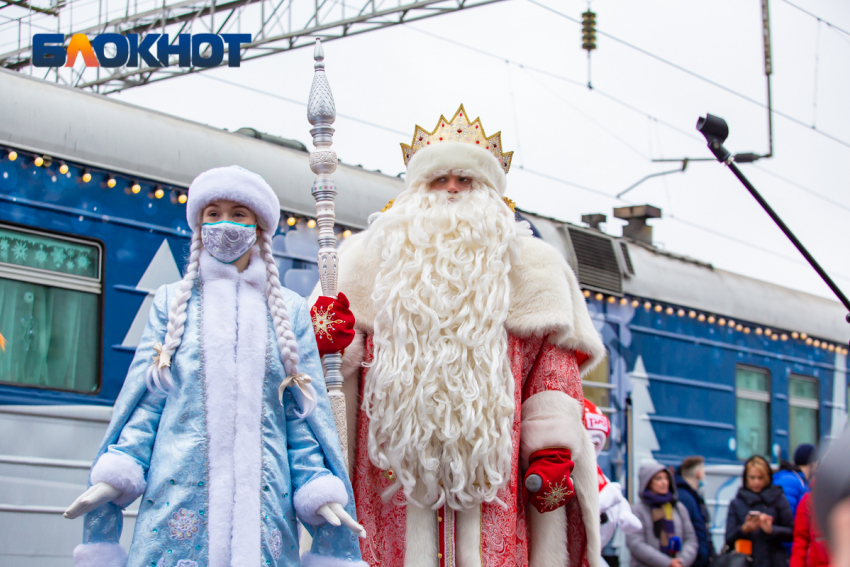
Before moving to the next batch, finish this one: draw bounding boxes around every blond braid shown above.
[146,231,203,395]
[260,232,317,417]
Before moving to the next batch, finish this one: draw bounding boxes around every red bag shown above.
[310,292,356,357]
[525,448,576,514]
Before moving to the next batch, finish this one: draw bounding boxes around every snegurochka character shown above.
[64,166,368,567]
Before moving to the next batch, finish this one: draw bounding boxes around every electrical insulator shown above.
[582,10,597,51]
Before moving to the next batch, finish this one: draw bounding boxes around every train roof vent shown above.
[566,227,623,295]
[620,241,635,275]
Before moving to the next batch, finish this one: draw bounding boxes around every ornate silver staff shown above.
[308,39,348,470]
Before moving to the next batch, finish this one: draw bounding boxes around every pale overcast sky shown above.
[111,0,850,305]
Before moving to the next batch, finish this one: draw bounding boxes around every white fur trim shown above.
[186,165,281,231]
[406,142,506,195]
[323,231,605,376]
[230,249,268,567]
[405,504,438,567]
[199,248,268,567]
[73,543,128,567]
[293,474,349,526]
[89,451,146,507]
[457,506,482,567]
[300,552,369,567]
[521,391,600,567]
[528,506,567,567]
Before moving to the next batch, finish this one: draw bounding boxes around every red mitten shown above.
[310,292,355,357]
[525,448,576,514]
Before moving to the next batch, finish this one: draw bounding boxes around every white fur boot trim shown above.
[294,474,349,526]
[528,506,567,567]
[405,503,438,567]
[73,542,128,567]
[89,451,146,507]
[300,552,369,567]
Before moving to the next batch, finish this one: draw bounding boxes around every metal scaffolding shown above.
[0,0,503,93]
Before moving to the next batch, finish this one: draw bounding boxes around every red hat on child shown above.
[583,398,610,438]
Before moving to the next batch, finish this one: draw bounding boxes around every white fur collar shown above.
[315,229,605,375]
[199,246,267,567]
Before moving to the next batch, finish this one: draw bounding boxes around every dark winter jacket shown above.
[725,484,794,567]
[675,473,716,567]
[773,459,809,517]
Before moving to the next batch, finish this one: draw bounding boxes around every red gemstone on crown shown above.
[476,141,480,144]
[457,129,462,133]
[439,137,443,140]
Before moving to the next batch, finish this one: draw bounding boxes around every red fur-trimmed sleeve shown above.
[517,335,600,567]
[522,339,584,404]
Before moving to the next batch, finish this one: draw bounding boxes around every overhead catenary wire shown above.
[777,0,850,38]
[526,0,850,152]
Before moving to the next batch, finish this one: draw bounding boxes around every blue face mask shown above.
[202,221,257,264]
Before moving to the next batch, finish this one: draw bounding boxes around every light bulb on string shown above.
[82,169,92,183]
[7,150,17,161]
[132,182,142,194]
[707,316,716,324]
[631,299,640,308]
[665,307,674,315]
[583,290,591,298]
[607,296,616,304]
[34,156,44,167]
[287,217,297,227]
[107,176,117,188]
[307,219,317,229]
[620,297,628,305]
[595,293,604,301]
[154,187,164,199]
[178,192,188,204]
[342,230,352,238]
[698,314,706,322]
[59,162,69,175]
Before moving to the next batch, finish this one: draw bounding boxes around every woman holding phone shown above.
[726,456,794,567]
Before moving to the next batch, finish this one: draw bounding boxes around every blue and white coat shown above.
[75,249,365,567]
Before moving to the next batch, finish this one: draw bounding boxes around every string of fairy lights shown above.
[2,147,355,238]
[582,289,849,356]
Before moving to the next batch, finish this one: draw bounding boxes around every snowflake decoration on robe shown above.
[540,479,574,511]
[311,304,344,343]
[168,508,200,540]
[268,528,283,559]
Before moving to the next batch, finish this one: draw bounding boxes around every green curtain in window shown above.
[737,398,770,460]
[0,278,98,392]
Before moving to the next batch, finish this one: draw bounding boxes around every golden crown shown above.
[400,104,513,174]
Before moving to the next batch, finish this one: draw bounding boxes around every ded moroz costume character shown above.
[310,105,606,567]
[67,166,366,567]
[583,399,641,549]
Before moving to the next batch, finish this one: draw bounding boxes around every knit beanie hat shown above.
[794,443,817,466]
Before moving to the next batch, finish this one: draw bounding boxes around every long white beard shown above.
[363,181,522,510]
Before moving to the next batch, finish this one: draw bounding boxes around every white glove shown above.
[317,502,368,538]
[64,482,122,519]
[612,499,642,534]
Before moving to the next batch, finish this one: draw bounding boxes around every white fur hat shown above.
[186,165,281,231]
[405,142,507,195]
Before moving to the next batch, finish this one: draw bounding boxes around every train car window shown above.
[0,224,102,394]
[582,351,613,450]
[788,375,819,451]
[735,365,771,461]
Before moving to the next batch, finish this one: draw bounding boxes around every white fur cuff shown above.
[73,542,128,567]
[301,552,369,567]
[294,474,349,526]
[520,390,588,468]
[90,451,147,507]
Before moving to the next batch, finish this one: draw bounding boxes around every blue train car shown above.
[0,69,847,564]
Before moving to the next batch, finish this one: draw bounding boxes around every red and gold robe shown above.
[313,230,606,567]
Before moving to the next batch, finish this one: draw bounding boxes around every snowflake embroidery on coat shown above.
[168,508,200,540]
[268,528,283,559]
[540,479,574,511]
[50,247,65,267]
[311,303,344,343]
[175,561,198,567]
[34,247,47,265]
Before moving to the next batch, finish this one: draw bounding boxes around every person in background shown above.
[675,457,716,567]
[790,484,830,567]
[628,461,698,567]
[726,456,794,567]
[774,444,817,519]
